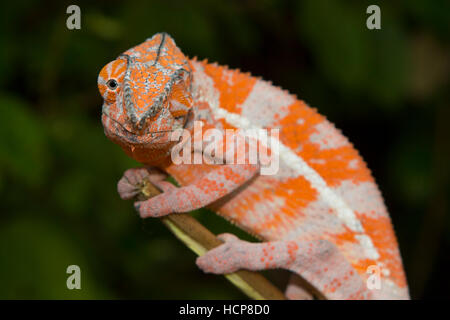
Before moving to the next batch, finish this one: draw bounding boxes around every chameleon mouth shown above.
[102,113,175,145]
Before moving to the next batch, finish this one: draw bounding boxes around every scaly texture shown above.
[98,33,409,300]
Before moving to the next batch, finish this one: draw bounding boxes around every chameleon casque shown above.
[98,33,409,300]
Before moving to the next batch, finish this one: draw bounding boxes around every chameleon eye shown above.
[106,79,118,90]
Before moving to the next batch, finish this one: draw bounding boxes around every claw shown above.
[117,176,140,200]
[117,167,168,200]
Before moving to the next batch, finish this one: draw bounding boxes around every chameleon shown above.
[97,32,409,299]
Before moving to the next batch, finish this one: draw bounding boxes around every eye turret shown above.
[97,59,126,103]
[106,79,118,90]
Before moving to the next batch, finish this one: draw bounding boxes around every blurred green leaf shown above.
[0,95,48,187]
[296,0,371,94]
[85,12,123,41]
[405,0,450,37]
[296,0,409,107]
[365,21,409,107]
[388,130,433,206]
[0,217,111,299]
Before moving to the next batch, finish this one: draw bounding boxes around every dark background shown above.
[0,0,449,299]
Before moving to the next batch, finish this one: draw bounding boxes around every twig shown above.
[138,178,286,300]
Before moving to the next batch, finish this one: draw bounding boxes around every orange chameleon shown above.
[97,32,409,299]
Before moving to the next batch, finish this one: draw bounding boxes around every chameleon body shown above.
[98,33,409,299]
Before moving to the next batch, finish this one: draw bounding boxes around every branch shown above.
[138,178,286,300]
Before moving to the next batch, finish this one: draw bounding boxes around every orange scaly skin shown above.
[98,33,409,299]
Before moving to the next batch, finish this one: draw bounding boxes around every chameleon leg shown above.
[134,163,259,218]
[196,233,372,300]
[134,128,266,218]
[117,167,168,200]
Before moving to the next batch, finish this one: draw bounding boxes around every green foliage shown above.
[0,96,48,187]
[296,0,408,107]
[0,218,110,299]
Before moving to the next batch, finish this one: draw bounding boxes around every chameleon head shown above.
[98,33,193,163]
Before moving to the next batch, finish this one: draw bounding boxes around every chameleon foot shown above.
[117,167,167,200]
[196,233,247,274]
[196,235,372,300]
